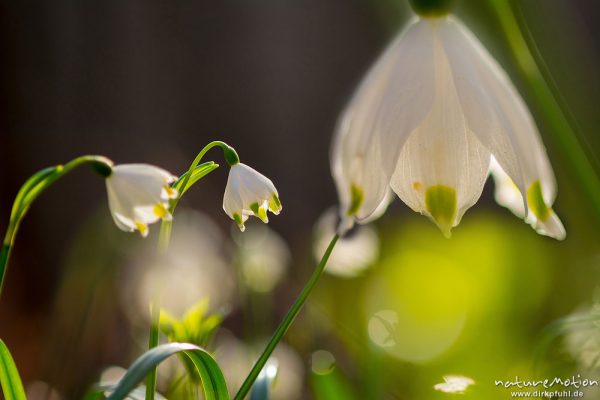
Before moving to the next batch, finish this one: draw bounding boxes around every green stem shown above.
[145,301,161,400]
[145,144,230,399]
[145,220,175,399]
[0,244,11,299]
[234,234,340,400]
[488,0,600,219]
[171,141,238,212]
[0,155,113,299]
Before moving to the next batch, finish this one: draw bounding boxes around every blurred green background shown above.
[0,0,599,398]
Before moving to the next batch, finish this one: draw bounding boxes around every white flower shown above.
[223,163,282,232]
[331,16,565,239]
[434,375,475,394]
[105,164,178,237]
[313,208,379,278]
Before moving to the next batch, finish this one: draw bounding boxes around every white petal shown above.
[490,158,565,239]
[223,171,244,218]
[390,22,490,236]
[111,211,136,232]
[112,164,176,185]
[331,18,435,221]
[489,156,526,218]
[107,180,138,230]
[528,211,566,240]
[438,18,564,239]
[133,205,163,225]
[439,20,556,203]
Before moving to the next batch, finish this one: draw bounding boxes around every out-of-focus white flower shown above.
[120,210,236,321]
[313,208,379,278]
[331,15,565,239]
[105,164,177,237]
[223,163,282,232]
[233,225,290,293]
[215,333,304,400]
[434,375,475,394]
[26,381,63,400]
[563,307,600,371]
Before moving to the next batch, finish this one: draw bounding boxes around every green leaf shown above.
[0,339,26,400]
[173,162,219,195]
[106,343,229,400]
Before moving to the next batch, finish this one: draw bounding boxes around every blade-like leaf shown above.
[0,339,26,400]
[173,162,219,195]
[106,343,229,400]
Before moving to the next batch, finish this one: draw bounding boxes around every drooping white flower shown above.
[331,15,565,239]
[223,163,282,232]
[105,164,178,237]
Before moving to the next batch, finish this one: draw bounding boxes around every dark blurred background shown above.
[0,0,599,399]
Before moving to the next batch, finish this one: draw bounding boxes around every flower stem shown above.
[171,141,238,212]
[488,0,600,219]
[145,146,224,400]
[145,300,161,400]
[234,234,340,400]
[0,155,113,299]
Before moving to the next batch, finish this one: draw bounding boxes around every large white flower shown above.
[331,15,565,239]
[106,164,178,237]
[223,163,282,232]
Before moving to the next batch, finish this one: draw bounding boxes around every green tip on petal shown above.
[250,202,269,223]
[257,207,268,223]
[135,222,149,237]
[233,213,245,232]
[347,184,364,217]
[269,194,282,214]
[527,180,551,222]
[425,185,457,238]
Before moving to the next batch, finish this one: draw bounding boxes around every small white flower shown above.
[105,164,178,237]
[434,375,475,394]
[331,16,565,239]
[223,163,282,232]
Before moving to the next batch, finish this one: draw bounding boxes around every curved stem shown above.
[234,234,340,400]
[171,141,238,212]
[0,155,112,299]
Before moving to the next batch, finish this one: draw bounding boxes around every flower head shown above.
[331,15,565,239]
[105,164,178,237]
[223,163,282,232]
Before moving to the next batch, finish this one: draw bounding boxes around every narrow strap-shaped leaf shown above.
[173,162,219,195]
[0,339,26,400]
[106,342,229,400]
